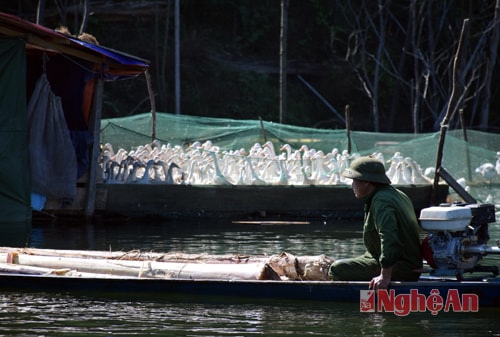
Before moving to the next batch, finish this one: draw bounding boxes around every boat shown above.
[1,270,499,310]
[0,246,499,309]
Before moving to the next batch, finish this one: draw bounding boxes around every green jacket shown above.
[361,185,422,273]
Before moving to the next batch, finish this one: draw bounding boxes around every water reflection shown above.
[29,218,367,258]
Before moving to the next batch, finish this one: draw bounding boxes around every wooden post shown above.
[459,108,472,181]
[259,116,267,143]
[144,69,157,141]
[85,78,103,221]
[279,0,288,124]
[345,105,351,154]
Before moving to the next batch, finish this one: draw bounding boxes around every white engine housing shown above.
[419,205,472,231]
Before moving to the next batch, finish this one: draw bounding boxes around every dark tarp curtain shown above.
[26,53,95,180]
[44,55,94,179]
[0,38,32,237]
[28,73,77,202]
[27,52,95,181]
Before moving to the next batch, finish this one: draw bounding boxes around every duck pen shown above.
[83,110,500,222]
[38,108,500,223]
[40,111,462,222]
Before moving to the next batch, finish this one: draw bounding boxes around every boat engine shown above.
[419,203,500,279]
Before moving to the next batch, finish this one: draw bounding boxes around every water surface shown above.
[2,205,500,336]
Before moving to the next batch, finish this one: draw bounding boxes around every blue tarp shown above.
[0,12,149,80]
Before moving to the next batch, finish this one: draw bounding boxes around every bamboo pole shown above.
[0,248,333,281]
[0,247,267,263]
[432,18,471,205]
[4,253,269,280]
[0,262,131,278]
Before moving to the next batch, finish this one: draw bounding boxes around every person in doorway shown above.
[329,156,422,289]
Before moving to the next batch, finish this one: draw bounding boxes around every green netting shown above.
[100,112,350,153]
[100,112,500,190]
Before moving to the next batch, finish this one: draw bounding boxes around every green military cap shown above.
[342,156,391,184]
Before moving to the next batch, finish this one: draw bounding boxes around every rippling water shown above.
[2,289,500,336]
[2,200,500,336]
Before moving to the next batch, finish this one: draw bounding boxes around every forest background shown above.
[5,0,500,133]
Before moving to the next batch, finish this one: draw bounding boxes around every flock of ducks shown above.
[99,140,442,186]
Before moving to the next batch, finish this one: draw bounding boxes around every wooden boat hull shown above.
[0,272,498,307]
[0,246,497,308]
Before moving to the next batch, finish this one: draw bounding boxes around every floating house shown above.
[0,12,149,241]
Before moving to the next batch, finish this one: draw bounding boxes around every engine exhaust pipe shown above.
[462,244,500,255]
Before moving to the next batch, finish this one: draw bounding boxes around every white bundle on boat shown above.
[0,248,334,281]
[0,253,269,280]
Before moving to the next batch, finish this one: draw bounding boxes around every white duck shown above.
[311,151,330,185]
[134,159,156,184]
[475,162,496,183]
[496,151,500,175]
[386,152,404,181]
[208,151,232,185]
[404,157,432,184]
[244,157,266,185]
[269,160,289,185]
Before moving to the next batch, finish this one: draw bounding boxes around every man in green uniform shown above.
[329,156,422,289]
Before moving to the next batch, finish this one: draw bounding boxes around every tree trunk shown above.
[78,0,89,35]
[174,0,181,115]
[36,0,46,25]
[478,0,500,129]
[279,0,289,124]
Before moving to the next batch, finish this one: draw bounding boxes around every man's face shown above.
[351,179,372,199]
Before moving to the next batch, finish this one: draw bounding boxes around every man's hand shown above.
[369,266,393,289]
